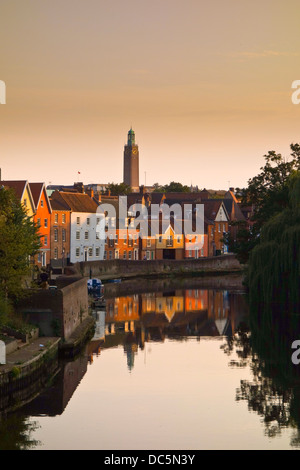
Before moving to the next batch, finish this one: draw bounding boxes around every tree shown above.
[107,182,132,195]
[228,144,300,263]
[248,171,300,312]
[0,187,41,302]
[152,181,191,193]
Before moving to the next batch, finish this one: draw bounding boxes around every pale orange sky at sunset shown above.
[1,0,300,190]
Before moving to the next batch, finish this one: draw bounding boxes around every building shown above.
[123,128,139,192]
[49,194,71,270]
[203,200,230,256]
[0,180,36,217]
[30,182,52,268]
[50,190,104,263]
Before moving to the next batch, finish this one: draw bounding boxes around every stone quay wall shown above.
[75,254,243,280]
[17,278,89,341]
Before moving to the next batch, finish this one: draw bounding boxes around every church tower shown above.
[123,128,139,192]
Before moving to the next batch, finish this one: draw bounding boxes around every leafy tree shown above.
[248,171,300,311]
[152,181,191,193]
[152,183,165,192]
[107,182,132,195]
[0,187,41,302]
[228,144,300,263]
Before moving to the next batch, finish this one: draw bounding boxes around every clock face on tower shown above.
[132,148,138,155]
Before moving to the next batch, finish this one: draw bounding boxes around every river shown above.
[0,276,300,450]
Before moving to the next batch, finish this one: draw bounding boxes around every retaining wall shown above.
[75,254,242,280]
[17,278,89,340]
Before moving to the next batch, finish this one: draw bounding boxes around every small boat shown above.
[87,278,104,297]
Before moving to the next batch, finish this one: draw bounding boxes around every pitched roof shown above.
[201,199,229,222]
[30,182,52,213]
[50,195,71,211]
[51,191,99,213]
[1,180,28,200]
[0,180,36,212]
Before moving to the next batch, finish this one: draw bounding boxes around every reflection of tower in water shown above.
[124,338,138,371]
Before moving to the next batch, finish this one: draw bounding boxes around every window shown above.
[54,213,58,224]
[23,198,27,207]
[104,251,107,260]
[159,235,162,243]
[77,217,80,225]
[109,250,113,260]
[54,228,58,242]
[76,231,80,240]
[128,235,133,247]
[128,251,132,260]
[62,229,66,242]
[123,251,127,259]
[62,213,66,224]
[146,250,150,260]
[76,247,80,257]
[177,236,181,243]
[218,223,221,232]
[85,231,89,240]
[54,247,58,260]
[41,200,44,208]
[37,218,41,227]
[88,248,93,257]
[44,235,48,246]
[147,238,151,247]
[167,236,173,247]
[95,247,100,257]
[109,235,114,248]
[87,217,90,226]
[44,218,48,228]
[96,232,100,240]
[115,250,119,259]
[115,234,118,244]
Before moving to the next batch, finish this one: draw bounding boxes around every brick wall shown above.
[17,278,89,340]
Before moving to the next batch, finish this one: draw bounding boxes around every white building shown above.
[51,191,105,263]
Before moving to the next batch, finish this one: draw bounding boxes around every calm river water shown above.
[1,277,300,450]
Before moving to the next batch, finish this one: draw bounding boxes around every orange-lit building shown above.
[30,182,52,268]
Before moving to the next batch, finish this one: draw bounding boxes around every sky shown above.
[0,0,300,190]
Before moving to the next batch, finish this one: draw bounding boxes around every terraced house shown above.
[50,190,104,263]
[30,182,52,268]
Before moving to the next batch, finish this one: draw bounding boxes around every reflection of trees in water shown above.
[222,313,300,447]
[0,412,41,450]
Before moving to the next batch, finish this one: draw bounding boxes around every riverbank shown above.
[103,272,246,298]
[75,253,243,280]
[0,316,95,414]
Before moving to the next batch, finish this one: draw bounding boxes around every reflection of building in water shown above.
[92,310,106,341]
[89,288,248,369]
[20,354,88,417]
